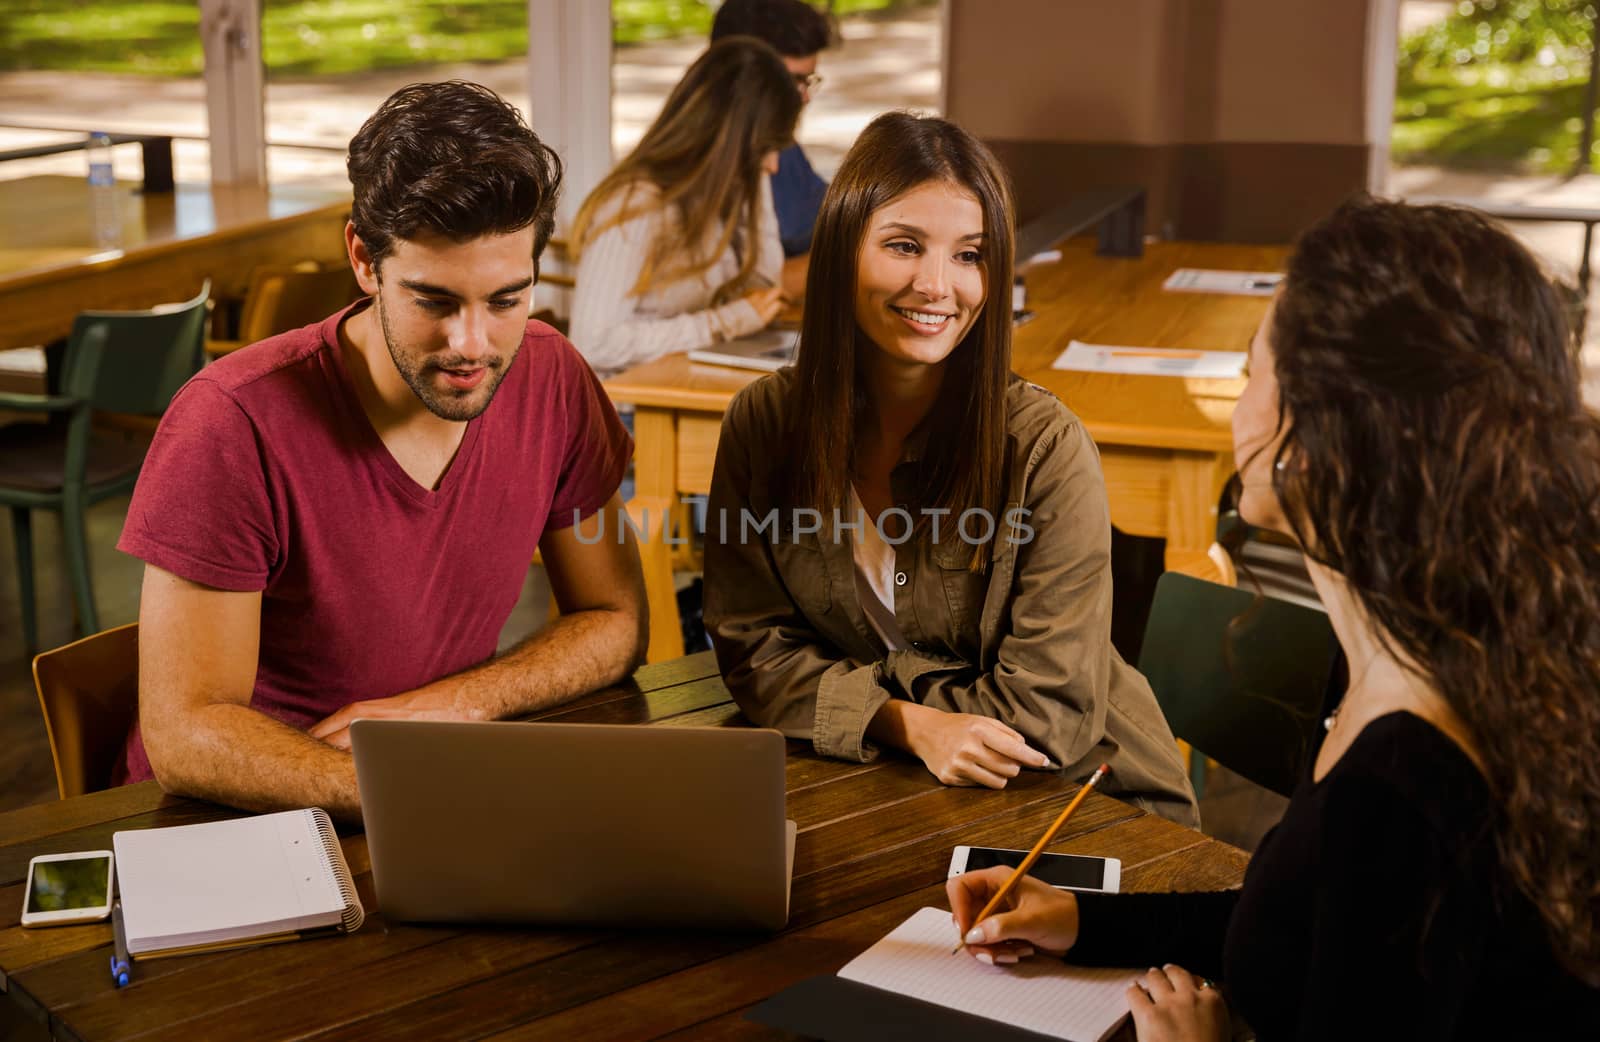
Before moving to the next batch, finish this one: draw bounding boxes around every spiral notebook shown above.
[112,808,365,958]
[687,329,799,372]
[836,907,1136,1041]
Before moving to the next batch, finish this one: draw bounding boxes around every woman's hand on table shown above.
[899,703,1051,788]
[1127,964,1230,1042]
[947,865,1079,961]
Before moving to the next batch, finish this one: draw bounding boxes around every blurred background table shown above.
[0,175,350,351]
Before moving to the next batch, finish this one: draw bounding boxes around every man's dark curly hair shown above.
[710,0,832,57]
[1270,195,1600,984]
[347,81,562,272]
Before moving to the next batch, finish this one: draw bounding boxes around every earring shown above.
[1274,460,1286,472]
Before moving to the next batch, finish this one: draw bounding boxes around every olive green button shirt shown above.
[704,369,1199,827]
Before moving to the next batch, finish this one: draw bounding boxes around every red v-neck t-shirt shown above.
[114,300,631,783]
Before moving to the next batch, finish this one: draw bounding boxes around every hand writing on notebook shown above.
[949,867,1230,1042]
[308,690,474,751]
[947,865,1078,961]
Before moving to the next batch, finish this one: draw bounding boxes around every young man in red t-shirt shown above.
[116,82,646,822]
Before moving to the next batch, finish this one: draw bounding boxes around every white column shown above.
[1364,0,1401,194]
[526,0,614,230]
[199,0,268,186]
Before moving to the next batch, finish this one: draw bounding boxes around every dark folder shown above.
[747,974,1073,1042]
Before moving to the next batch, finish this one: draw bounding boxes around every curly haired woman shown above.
[950,197,1600,1040]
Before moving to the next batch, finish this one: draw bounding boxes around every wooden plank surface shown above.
[0,657,1246,1041]
[1015,239,1284,455]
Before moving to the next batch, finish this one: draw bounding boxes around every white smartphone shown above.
[948,845,1121,894]
[21,851,115,927]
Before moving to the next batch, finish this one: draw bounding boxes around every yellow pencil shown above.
[1108,349,1205,360]
[952,763,1111,954]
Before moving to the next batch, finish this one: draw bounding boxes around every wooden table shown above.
[1013,239,1284,578]
[0,175,351,351]
[604,239,1286,659]
[0,652,1246,1041]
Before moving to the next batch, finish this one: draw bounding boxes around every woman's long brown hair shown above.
[1270,196,1600,983]
[786,111,1015,569]
[570,36,800,303]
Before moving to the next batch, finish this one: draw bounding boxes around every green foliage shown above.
[0,0,933,77]
[1400,0,1594,75]
[0,3,205,77]
[1394,0,1600,172]
[263,0,531,77]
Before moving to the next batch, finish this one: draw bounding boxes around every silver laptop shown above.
[687,328,799,372]
[350,720,795,931]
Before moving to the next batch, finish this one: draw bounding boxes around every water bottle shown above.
[86,131,120,248]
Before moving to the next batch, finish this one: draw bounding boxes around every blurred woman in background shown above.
[569,36,800,378]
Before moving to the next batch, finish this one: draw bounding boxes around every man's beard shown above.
[377,295,517,422]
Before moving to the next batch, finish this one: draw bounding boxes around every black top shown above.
[1071,712,1600,1040]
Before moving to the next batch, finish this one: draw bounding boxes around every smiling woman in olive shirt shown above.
[703,112,1196,826]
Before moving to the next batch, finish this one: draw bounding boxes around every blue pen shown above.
[110,899,131,987]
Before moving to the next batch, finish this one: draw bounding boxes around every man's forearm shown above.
[146,704,362,822]
[410,603,644,721]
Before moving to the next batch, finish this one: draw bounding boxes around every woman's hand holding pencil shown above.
[946,763,1110,962]
[948,869,1079,963]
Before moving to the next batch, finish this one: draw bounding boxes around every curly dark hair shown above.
[347,80,562,272]
[710,0,832,57]
[1270,195,1600,984]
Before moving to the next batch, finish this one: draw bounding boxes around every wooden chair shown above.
[1213,473,1316,607]
[207,264,360,357]
[1139,571,1338,799]
[32,623,139,799]
[0,283,210,653]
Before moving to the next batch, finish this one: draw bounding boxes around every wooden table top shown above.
[0,175,351,289]
[603,344,777,412]
[1016,239,1284,454]
[605,239,1287,455]
[0,653,1246,1041]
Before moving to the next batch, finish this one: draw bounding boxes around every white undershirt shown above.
[848,486,909,651]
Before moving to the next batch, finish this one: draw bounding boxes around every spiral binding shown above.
[309,808,366,933]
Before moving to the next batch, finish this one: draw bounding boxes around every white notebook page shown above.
[1051,341,1247,380]
[116,809,345,952]
[1162,268,1282,296]
[839,907,1138,1042]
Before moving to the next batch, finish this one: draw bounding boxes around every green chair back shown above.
[62,281,210,415]
[1138,572,1338,798]
[2,281,210,653]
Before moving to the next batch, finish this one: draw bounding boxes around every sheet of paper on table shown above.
[838,907,1138,1042]
[1051,340,1247,379]
[1162,268,1282,296]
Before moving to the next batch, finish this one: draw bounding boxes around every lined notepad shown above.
[1052,341,1246,379]
[839,907,1137,1042]
[114,808,364,957]
[1162,268,1282,296]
